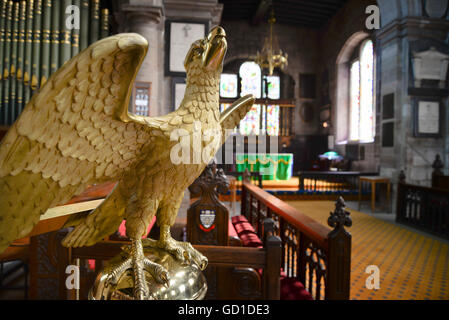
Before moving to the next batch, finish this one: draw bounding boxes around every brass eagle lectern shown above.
[0,26,255,299]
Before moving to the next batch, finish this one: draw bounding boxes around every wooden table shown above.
[358,176,391,213]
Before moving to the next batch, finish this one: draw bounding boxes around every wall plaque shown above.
[165,20,208,77]
[413,97,442,138]
[412,47,449,88]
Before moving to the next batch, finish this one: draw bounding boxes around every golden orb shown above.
[89,246,207,300]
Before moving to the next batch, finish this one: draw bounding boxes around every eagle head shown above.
[184,26,227,77]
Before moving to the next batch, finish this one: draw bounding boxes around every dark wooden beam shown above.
[252,0,272,25]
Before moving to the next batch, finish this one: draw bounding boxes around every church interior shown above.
[0,0,448,301]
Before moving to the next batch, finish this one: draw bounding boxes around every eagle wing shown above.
[0,33,154,253]
[219,94,255,140]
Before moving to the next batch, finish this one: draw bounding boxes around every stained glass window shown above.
[350,61,360,141]
[219,61,283,136]
[261,105,266,135]
[266,105,280,136]
[359,40,374,143]
[349,40,375,143]
[240,104,261,136]
[220,74,238,98]
[263,76,280,100]
[239,61,262,98]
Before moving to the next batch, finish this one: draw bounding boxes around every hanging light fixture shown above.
[255,9,288,76]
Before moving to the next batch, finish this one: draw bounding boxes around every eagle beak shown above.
[202,26,227,71]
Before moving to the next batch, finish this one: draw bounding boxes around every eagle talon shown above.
[142,227,208,271]
[104,239,170,300]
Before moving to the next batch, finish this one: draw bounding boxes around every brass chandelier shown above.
[255,10,288,76]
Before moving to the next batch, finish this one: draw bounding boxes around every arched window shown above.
[219,61,282,136]
[349,40,375,143]
[219,73,238,98]
[239,61,262,98]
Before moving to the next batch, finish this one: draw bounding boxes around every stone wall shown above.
[374,1,449,188]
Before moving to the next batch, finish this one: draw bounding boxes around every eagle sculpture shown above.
[0,26,255,299]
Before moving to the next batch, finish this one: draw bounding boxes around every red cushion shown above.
[234,221,256,236]
[239,232,263,248]
[228,220,238,238]
[280,277,314,300]
[231,215,249,224]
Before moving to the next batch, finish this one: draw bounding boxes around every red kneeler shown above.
[231,215,313,300]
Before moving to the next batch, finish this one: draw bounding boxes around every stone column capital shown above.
[121,3,165,24]
[164,0,223,26]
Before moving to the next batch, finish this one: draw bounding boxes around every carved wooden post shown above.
[187,160,230,246]
[263,218,281,300]
[326,197,352,300]
[299,172,305,191]
[241,181,247,218]
[241,168,250,220]
[432,154,444,188]
[262,218,275,244]
[297,231,307,285]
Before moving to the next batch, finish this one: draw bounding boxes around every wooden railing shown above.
[397,181,449,241]
[241,181,352,300]
[298,171,377,192]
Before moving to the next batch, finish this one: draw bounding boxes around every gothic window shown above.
[349,40,375,143]
[263,75,281,100]
[219,73,238,98]
[219,61,282,136]
[239,61,262,98]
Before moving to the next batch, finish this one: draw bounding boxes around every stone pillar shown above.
[115,0,165,117]
[375,0,449,211]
